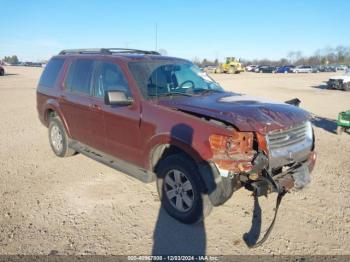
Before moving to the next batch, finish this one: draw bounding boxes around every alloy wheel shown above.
[164,169,194,212]
[50,125,63,153]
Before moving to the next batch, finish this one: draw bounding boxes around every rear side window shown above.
[66,59,94,95]
[39,58,64,88]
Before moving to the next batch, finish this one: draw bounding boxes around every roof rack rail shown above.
[58,48,161,55]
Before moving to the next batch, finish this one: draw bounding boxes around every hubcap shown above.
[164,169,194,212]
[50,125,63,153]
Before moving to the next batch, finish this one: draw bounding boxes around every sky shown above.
[1,0,349,62]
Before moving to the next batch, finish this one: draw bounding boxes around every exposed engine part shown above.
[250,179,274,197]
[247,151,269,175]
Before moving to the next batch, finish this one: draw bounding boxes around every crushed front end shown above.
[209,120,316,198]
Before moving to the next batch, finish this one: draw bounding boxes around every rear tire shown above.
[156,154,212,224]
[48,117,76,157]
[0,69,4,76]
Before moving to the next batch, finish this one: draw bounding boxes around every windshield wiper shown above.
[194,88,222,94]
[151,92,193,98]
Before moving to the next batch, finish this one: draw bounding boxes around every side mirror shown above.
[105,90,133,106]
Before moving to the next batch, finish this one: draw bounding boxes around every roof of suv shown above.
[57,48,188,62]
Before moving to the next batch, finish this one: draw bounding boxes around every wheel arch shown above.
[149,141,235,206]
[43,100,72,138]
[149,141,204,173]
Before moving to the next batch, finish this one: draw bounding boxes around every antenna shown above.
[155,22,158,52]
[155,22,158,99]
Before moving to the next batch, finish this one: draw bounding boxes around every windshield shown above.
[128,61,223,99]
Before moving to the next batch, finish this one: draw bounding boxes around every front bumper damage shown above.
[202,149,316,248]
[245,151,316,197]
[211,150,315,198]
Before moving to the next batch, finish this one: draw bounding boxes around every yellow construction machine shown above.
[214,57,244,74]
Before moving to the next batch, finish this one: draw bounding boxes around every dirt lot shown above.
[0,66,349,255]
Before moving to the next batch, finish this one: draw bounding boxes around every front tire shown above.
[156,154,212,224]
[48,117,76,157]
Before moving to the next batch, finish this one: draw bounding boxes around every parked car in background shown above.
[320,65,337,72]
[275,66,294,73]
[203,65,217,74]
[256,66,277,73]
[291,65,312,73]
[254,66,263,72]
[327,69,350,91]
[23,62,42,67]
[0,65,4,76]
[336,65,348,71]
[328,65,337,72]
[311,66,321,73]
[245,65,258,72]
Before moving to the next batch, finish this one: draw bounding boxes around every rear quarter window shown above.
[39,58,65,88]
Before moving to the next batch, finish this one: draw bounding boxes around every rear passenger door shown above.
[60,58,95,145]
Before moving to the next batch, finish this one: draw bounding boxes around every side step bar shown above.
[69,141,156,183]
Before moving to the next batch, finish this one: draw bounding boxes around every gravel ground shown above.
[0,66,349,255]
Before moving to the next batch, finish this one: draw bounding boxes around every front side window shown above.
[66,59,94,95]
[93,62,130,98]
[128,61,223,99]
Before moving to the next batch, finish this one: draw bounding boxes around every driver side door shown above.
[91,60,142,165]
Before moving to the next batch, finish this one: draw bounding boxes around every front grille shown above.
[267,122,308,150]
[329,79,342,86]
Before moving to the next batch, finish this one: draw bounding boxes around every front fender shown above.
[143,133,205,170]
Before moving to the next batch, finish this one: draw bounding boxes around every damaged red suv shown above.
[37,48,316,226]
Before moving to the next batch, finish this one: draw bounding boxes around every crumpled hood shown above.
[158,92,310,134]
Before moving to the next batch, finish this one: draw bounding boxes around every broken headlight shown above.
[209,133,255,173]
